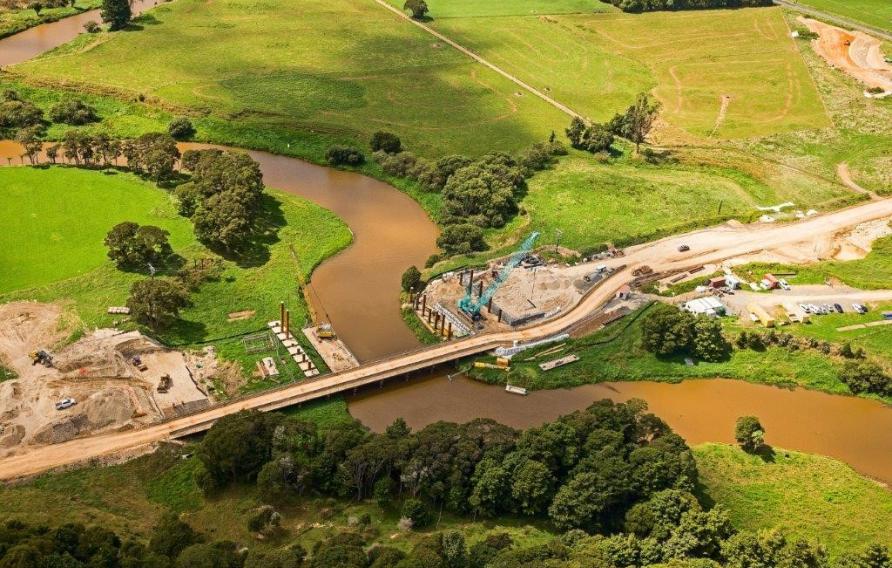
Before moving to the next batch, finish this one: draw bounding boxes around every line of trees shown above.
[641,304,731,362]
[566,92,661,155]
[195,400,698,535]
[600,0,772,13]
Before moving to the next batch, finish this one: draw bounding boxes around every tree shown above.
[437,223,486,255]
[123,133,180,181]
[734,416,765,453]
[126,278,190,330]
[0,98,44,130]
[510,459,554,516]
[370,131,402,154]
[104,222,173,269]
[198,411,283,487]
[15,126,43,165]
[442,531,468,568]
[403,0,428,19]
[49,98,99,125]
[46,144,60,164]
[401,266,422,292]
[168,117,195,140]
[101,0,131,30]
[148,512,201,559]
[565,116,614,153]
[28,1,42,15]
[620,93,661,153]
[192,190,254,250]
[175,542,241,568]
[401,498,431,529]
[642,304,694,356]
[691,317,730,362]
[442,155,523,228]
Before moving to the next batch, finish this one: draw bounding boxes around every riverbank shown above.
[0,0,99,40]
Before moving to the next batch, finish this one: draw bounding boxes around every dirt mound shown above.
[801,17,892,92]
[0,302,67,375]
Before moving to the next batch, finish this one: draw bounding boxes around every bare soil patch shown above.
[801,17,892,92]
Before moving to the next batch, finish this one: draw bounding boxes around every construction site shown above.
[0,302,217,455]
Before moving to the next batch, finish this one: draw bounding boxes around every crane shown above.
[458,232,540,319]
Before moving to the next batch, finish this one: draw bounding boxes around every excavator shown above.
[29,350,53,368]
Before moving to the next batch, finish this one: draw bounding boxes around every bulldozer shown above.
[29,350,53,368]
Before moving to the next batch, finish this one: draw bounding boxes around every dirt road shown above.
[800,17,892,92]
[838,163,879,200]
[2,197,891,482]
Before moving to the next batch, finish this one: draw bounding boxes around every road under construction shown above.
[1,196,892,482]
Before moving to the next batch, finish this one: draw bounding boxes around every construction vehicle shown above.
[132,356,148,372]
[458,232,540,319]
[29,350,53,367]
[157,374,172,393]
[291,245,336,339]
[632,265,654,277]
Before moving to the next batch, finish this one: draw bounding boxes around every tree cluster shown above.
[195,400,698,534]
[326,145,365,166]
[641,304,731,362]
[167,117,196,140]
[126,278,190,330]
[122,132,180,181]
[100,0,131,30]
[175,149,266,250]
[373,135,564,256]
[104,221,173,270]
[567,93,661,154]
[48,98,99,125]
[839,361,892,397]
[600,0,772,13]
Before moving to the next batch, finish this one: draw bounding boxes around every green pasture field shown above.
[794,0,892,32]
[12,0,567,158]
[420,0,616,19]
[0,167,194,294]
[695,443,892,556]
[427,6,829,138]
[0,0,100,39]
[468,303,892,402]
[0,166,352,381]
[490,151,852,252]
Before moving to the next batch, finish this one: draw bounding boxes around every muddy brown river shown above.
[1,9,891,485]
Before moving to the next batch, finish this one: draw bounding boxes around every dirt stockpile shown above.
[801,17,892,92]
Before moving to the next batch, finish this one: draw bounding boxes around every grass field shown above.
[492,151,852,251]
[0,166,351,380]
[0,167,194,294]
[695,443,892,556]
[468,303,891,402]
[0,0,99,39]
[419,0,616,18]
[12,0,567,158]
[427,6,829,138]
[794,0,892,32]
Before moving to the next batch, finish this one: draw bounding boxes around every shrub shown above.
[167,117,195,140]
[401,498,431,529]
[83,20,101,33]
[326,145,365,166]
[839,361,892,396]
[49,98,99,125]
[0,99,44,129]
[424,254,441,268]
[370,131,402,154]
[376,150,418,177]
[734,416,765,453]
[401,265,422,292]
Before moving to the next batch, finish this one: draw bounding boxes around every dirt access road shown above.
[1,197,891,482]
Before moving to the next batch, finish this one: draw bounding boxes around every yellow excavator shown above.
[291,245,336,340]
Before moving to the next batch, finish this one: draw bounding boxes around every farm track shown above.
[370,0,582,119]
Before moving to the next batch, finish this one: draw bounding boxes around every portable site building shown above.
[683,297,726,317]
[748,303,776,327]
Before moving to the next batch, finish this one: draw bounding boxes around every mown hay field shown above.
[427,6,829,138]
[12,0,568,157]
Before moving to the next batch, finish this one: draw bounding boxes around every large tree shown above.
[641,304,694,357]
[620,93,661,153]
[734,416,765,453]
[126,278,190,330]
[403,0,428,19]
[104,222,173,269]
[100,0,131,30]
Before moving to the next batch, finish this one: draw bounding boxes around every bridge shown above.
[2,196,891,481]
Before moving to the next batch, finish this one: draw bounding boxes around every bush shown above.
[734,416,765,453]
[376,150,418,177]
[326,145,365,166]
[401,266,422,293]
[424,254,441,268]
[839,361,892,396]
[49,98,99,125]
[168,117,196,140]
[83,20,101,32]
[370,131,402,154]
[437,224,486,255]
[401,498,431,529]
[0,99,44,129]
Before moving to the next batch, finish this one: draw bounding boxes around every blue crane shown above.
[458,232,540,319]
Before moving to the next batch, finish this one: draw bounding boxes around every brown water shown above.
[0,0,158,67]
[349,374,892,486]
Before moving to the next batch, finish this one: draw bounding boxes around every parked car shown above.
[834,303,844,313]
[678,244,690,252]
[779,279,791,291]
[55,398,76,411]
[852,303,868,314]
